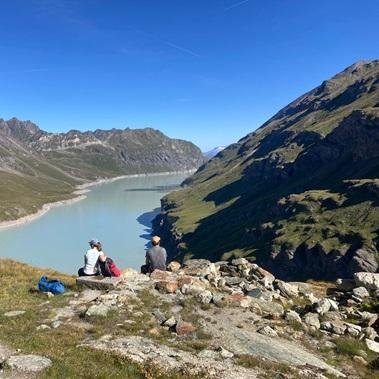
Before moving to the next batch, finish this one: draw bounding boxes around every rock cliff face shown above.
[0,120,204,221]
[154,60,379,280]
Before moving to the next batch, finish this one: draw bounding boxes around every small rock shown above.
[36,324,51,331]
[364,327,378,340]
[247,288,272,301]
[6,355,52,372]
[167,261,181,272]
[86,304,111,317]
[218,347,234,359]
[224,277,243,286]
[303,313,320,330]
[155,280,178,294]
[257,325,278,337]
[353,355,367,366]
[149,269,174,281]
[285,310,302,324]
[212,293,225,306]
[4,310,26,317]
[196,290,213,304]
[365,338,379,353]
[352,287,370,299]
[314,299,331,315]
[345,322,361,337]
[231,258,249,266]
[320,320,346,335]
[327,299,339,311]
[51,321,62,329]
[45,292,54,298]
[163,316,177,328]
[304,292,319,304]
[358,311,378,326]
[152,309,166,324]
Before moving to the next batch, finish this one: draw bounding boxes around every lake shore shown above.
[0,169,195,230]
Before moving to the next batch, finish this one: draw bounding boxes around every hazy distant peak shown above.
[204,146,226,158]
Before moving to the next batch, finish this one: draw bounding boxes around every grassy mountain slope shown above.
[154,60,379,280]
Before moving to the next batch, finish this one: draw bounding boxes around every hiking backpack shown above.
[100,258,121,277]
[38,276,65,295]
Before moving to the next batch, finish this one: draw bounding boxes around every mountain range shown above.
[153,60,379,280]
[0,121,204,222]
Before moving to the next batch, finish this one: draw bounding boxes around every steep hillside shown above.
[0,120,204,222]
[154,60,379,280]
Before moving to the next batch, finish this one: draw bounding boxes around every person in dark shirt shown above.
[141,236,167,274]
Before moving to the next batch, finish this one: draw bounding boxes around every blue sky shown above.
[0,0,378,151]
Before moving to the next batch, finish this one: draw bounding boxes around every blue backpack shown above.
[38,276,65,295]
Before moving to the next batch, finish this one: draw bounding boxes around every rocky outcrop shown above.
[4,259,379,377]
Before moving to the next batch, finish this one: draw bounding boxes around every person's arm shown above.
[145,251,150,265]
[162,248,167,263]
[98,252,106,262]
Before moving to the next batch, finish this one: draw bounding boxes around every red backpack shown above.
[100,258,122,277]
[108,259,121,277]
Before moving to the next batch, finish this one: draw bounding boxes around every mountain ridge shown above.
[153,60,379,280]
[0,120,204,222]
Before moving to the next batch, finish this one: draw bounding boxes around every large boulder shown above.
[354,272,379,292]
[86,304,111,317]
[182,259,218,277]
[251,264,275,287]
[274,280,299,298]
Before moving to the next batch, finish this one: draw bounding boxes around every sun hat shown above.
[151,236,161,244]
[89,238,100,246]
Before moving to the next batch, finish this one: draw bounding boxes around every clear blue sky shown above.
[0,0,378,151]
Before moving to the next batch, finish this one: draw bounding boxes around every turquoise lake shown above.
[0,173,189,274]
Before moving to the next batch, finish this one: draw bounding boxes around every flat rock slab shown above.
[81,336,258,379]
[4,311,26,317]
[6,355,52,372]
[76,276,122,290]
[201,312,345,378]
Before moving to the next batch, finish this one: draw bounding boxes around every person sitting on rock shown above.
[78,238,106,276]
[141,236,167,274]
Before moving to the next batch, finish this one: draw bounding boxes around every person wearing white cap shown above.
[141,235,167,274]
[78,238,106,276]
